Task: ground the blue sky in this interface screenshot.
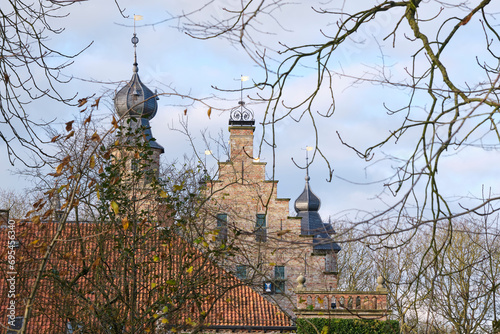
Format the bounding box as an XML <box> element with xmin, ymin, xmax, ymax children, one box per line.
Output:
<box><xmin>2</xmin><ymin>0</ymin><xmax>500</xmax><ymax>222</ymax></box>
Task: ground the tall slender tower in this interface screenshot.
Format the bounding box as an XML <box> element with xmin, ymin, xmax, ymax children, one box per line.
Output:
<box><xmin>113</xmin><ymin>32</ymin><xmax>164</xmax><ymax>179</ymax></box>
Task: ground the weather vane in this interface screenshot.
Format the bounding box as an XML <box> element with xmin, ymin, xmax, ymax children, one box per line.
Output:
<box><xmin>131</xmin><ymin>15</ymin><xmax>143</xmax><ymax>69</ymax></box>
<box><xmin>305</xmin><ymin>146</ymin><xmax>313</xmax><ymax>180</ymax></box>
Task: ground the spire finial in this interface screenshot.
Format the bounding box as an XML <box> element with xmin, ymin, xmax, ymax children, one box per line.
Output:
<box><xmin>132</xmin><ymin>15</ymin><xmax>143</xmax><ymax>73</ymax></box>
<box><xmin>239</xmin><ymin>75</ymin><xmax>250</xmax><ymax>110</ymax></box>
<box><xmin>305</xmin><ymin>146</ymin><xmax>313</xmax><ymax>181</ymax></box>
<box><xmin>229</xmin><ymin>75</ymin><xmax>254</xmax><ymax>126</ymax></box>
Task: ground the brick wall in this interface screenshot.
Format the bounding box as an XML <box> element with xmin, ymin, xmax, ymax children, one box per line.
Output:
<box><xmin>204</xmin><ymin>125</ymin><xmax>339</xmax><ymax>317</ymax></box>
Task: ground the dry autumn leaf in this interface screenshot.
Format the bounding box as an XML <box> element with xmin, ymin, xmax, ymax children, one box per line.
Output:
<box><xmin>207</xmin><ymin>107</ymin><xmax>212</xmax><ymax>119</ymax></box>
<box><xmin>110</xmin><ymin>201</ymin><xmax>119</xmax><ymax>215</ymax></box>
<box><xmin>91</xmin><ymin>96</ymin><xmax>101</xmax><ymax>108</ymax></box>
<box><xmin>78</xmin><ymin>97</ymin><xmax>87</xmax><ymax>107</ymax></box>
<box><xmin>64</xmin><ymin>131</ymin><xmax>75</xmax><ymax>141</ymax></box>
<box><xmin>461</xmin><ymin>12</ymin><xmax>473</xmax><ymax>25</ymax></box>
<box><xmin>277</xmin><ymin>229</ymin><xmax>291</xmax><ymax>237</ymax></box>
<box><xmin>55</xmin><ymin>163</ymin><xmax>64</xmax><ymax>175</ymax></box>
<box><xmin>110</xmin><ymin>176</ymin><xmax>120</xmax><ymax>185</ymax></box>
<box><xmin>91</xmin><ymin>257</ymin><xmax>101</xmax><ymax>269</ymax></box>
<box><xmin>122</xmin><ymin>217</ymin><xmax>129</xmax><ymax>230</ymax></box>
<box><xmin>44</xmin><ymin>189</ymin><xmax>56</xmax><ymax>199</ymax></box>
<box><xmin>61</xmin><ymin>156</ymin><xmax>71</xmax><ymax>164</ymax></box>
<box><xmin>42</xmin><ymin>209</ymin><xmax>54</xmax><ymax>220</ymax></box>
<box><xmin>91</xmin><ymin>132</ymin><xmax>101</xmax><ymax>142</ymax></box>
<box><xmin>33</xmin><ymin>198</ymin><xmax>44</xmax><ymax>209</ymax></box>
<box><xmin>111</xmin><ymin>116</ymin><xmax>118</xmax><ymax>129</ymax></box>
<box><xmin>65</xmin><ymin>120</ymin><xmax>75</xmax><ymax>132</ymax></box>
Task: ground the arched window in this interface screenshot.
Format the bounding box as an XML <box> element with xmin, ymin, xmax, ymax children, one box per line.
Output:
<box><xmin>330</xmin><ymin>296</ymin><xmax>337</xmax><ymax>309</ymax></box>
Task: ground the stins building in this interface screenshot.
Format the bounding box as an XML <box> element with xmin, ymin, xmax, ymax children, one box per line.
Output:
<box><xmin>0</xmin><ymin>34</ymin><xmax>389</xmax><ymax>333</ymax></box>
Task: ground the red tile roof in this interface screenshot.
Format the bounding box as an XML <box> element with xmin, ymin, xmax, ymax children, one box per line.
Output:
<box><xmin>0</xmin><ymin>220</ymin><xmax>292</xmax><ymax>333</ymax></box>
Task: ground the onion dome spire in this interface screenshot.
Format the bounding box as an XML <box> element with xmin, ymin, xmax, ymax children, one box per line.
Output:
<box><xmin>294</xmin><ymin>147</ymin><xmax>340</xmax><ymax>253</ymax></box>
<box><xmin>294</xmin><ymin>147</ymin><xmax>320</xmax><ymax>213</ymax></box>
<box><xmin>294</xmin><ymin>175</ymin><xmax>321</xmax><ymax>213</ymax></box>
<box><xmin>113</xmin><ymin>31</ymin><xmax>164</xmax><ymax>153</ymax></box>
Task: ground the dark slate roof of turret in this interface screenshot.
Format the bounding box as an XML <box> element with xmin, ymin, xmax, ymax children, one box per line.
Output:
<box><xmin>113</xmin><ymin>33</ymin><xmax>164</xmax><ymax>153</ymax></box>
<box><xmin>124</xmin><ymin>117</ymin><xmax>164</xmax><ymax>152</ymax></box>
<box><xmin>294</xmin><ymin>175</ymin><xmax>320</xmax><ymax>213</ymax></box>
<box><xmin>114</xmin><ymin>63</ymin><xmax>158</xmax><ymax>120</ymax></box>
<box><xmin>294</xmin><ymin>175</ymin><xmax>341</xmax><ymax>253</ymax></box>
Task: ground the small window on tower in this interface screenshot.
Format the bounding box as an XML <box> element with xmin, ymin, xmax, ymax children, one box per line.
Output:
<box><xmin>216</xmin><ymin>214</ymin><xmax>228</xmax><ymax>242</ymax></box>
<box><xmin>274</xmin><ymin>265</ymin><xmax>286</xmax><ymax>293</ymax></box>
<box><xmin>325</xmin><ymin>253</ymin><xmax>338</xmax><ymax>273</ymax></box>
<box><xmin>255</xmin><ymin>214</ymin><xmax>267</xmax><ymax>242</ymax></box>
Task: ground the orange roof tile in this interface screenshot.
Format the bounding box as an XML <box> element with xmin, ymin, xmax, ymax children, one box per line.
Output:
<box><xmin>0</xmin><ymin>220</ymin><xmax>293</xmax><ymax>333</ymax></box>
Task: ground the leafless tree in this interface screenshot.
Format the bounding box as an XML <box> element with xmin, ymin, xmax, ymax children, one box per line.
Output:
<box><xmin>0</xmin><ymin>0</ymin><xmax>101</xmax><ymax>165</ymax></box>
<box><xmin>178</xmin><ymin>0</ymin><xmax>500</xmax><ymax>236</ymax></box>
